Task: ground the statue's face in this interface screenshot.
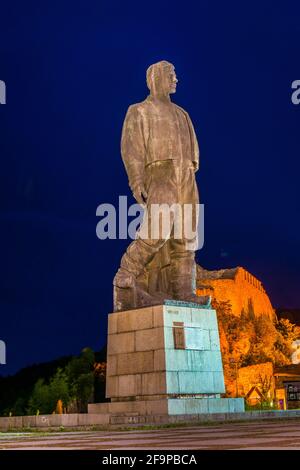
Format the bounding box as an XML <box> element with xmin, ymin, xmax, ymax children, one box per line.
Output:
<box><xmin>165</xmin><ymin>66</ymin><xmax>178</xmax><ymax>94</ymax></box>
<box><xmin>148</xmin><ymin>63</ymin><xmax>178</xmax><ymax>96</ymax></box>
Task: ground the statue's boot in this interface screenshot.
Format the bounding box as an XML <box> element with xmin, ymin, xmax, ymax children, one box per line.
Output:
<box><xmin>170</xmin><ymin>255</ymin><xmax>211</xmax><ymax>306</ymax></box>
<box><xmin>113</xmin><ymin>240</ymin><xmax>163</xmax><ymax>311</ymax></box>
<box><xmin>113</xmin><ymin>239</ymin><xmax>158</xmax><ymax>288</ymax></box>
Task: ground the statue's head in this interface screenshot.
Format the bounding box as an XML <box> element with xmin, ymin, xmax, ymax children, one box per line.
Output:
<box><xmin>146</xmin><ymin>60</ymin><xmax>178</xmax><ymax>96</ymax></box>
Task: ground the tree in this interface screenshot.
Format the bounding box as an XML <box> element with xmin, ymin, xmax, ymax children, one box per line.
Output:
<box><xmin>66</xmin><ymin>347</ymin><xmax>95</xmax><ymax>412</ymax></box>
<box><xmin>27</xmin><ymin>379</ymin><xmax>51</xmax><ymax>415</ymax></box>
<box><xmin>257</xmin><ymin>372</ymin><xmax>274</xmax><ymax>400</ymax></box>
<box><xmin>5</xmin><ymin>397</ymin><xmax>27</xmax><ymax>417</ymax></box>
<box><xmin>213</xmin><ymin>299</ymin><xmax>255</xmax><ymax>366</ymax></box>
<box><xmin>212</xmin><ymin>299</ymin><xmax>300</xmax><ymax>396</ymax></box>
<box><xmin>48</xmin><ymin>368</ymin><xmax>70</xmax><ymax>411</ymax></box>
<box><xmin>273</xmin><ymin>318</ymin><xmax>300</xmax><ymax>366</ymax></box>
<box><xmin>27</xmin><ymin>369</ymin><xmax>70</xmax><ymax>415</ymax></box>
<box><xmin>276</xmin><ymin>318</ymin><xmax>300</xmax><ymax>342</ymax></box>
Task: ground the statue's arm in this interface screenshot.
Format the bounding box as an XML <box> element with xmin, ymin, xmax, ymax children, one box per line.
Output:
<box><xmin>121</xmin><ymin>105</ymin><xmax>147</xmax><ymax>204</ymax></box>
<box><xmin>185</xmin><ymin>111</ymin><xmax>199</xmax><ymax>172</ymax></box>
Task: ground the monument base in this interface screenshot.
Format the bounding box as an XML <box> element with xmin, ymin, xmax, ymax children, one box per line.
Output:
<box><xmin>95</xmin><ymin>302</ymin><xmax>245</xmax><ymax>421</ymax></box>
<box><xmin>89</xmin><ymin>396</ymin><xmax>244</xmax><ymax>416</ymax></box>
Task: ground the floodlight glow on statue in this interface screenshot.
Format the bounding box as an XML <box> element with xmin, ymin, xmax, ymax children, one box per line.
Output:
<box><xmin>113</xmin><ymin>61</ymin><xmax>210</xmax><ymax>311</ymax></box>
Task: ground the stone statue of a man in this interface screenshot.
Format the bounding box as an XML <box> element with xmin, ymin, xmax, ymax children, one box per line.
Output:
<box><xmin>113</xmin><ymin>60</ymin><xmax>209</xmax><ymax>311</ymax></box>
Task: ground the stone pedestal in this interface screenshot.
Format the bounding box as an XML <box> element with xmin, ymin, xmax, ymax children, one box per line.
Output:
<box><xmin>89</xmin><ymin>303</ymin><xmax>244</xmax><ymax>419</ymax></box>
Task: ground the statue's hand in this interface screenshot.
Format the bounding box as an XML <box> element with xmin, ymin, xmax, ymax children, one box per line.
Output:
<box><xmin>193</xmin><ymin>161</ymin><xmax>199</xmax><ymax>172</ymax></box>
<box><xmin>132</xmin><ymin>184</ymin><xmax>147</xmax><ymax>206</ymax></box>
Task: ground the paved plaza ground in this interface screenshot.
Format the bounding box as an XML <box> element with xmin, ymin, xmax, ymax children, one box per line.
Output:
<box><xmin>1</xmin><ymin>420</ymin><xmax>300</xmax><ymax>450</ymax></box>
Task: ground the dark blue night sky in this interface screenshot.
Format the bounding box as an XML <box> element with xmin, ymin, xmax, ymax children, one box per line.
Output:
<box><xmin>1</xmin><ymin>1</ymin><xmax>300</xmax><ymax>375</ymax></box>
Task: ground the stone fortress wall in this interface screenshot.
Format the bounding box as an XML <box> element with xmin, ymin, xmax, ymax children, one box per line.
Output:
<box><xmin>196</xmin><ymin>266</ymin><xmax>275</xmax><ymax>320</ymax></box>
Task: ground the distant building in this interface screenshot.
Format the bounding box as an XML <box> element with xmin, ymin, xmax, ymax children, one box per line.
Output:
<box><xmin>236</xmin><ymin>363</ymin><xmax>300</xmax><ymax>410</ymax></box>
<box><xmin>274</xmin><ymin>365</ymin><xmax>300</xmax><ymax>410</ymax></box>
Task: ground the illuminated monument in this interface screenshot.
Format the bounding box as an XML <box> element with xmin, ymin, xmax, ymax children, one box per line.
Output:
<box><xmin>89</xmin><ymin>61</ymin><xmax>244</xmax><ymax>421</ymax></box>
<box><xmin>113</xmin><ymin>60</ymin><xmax>209</xmax><ymax>312</ymax></box>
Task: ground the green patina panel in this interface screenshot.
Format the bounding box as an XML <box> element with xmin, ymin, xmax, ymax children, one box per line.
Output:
<box><xmin>164</xmin><ymin>305</ymin><xmax>225</xmax><ymax>395</ymax></box>
<box><xmin>166</xmin><ymin>397</ymin><xmax>245</xmax><ymax>415</ymax></box>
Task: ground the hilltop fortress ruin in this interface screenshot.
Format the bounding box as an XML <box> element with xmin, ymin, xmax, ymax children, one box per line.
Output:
<box><xmin>196</xmin><ymin>266</ymin><xmax>275</xmax><ymax>320</ymax></box>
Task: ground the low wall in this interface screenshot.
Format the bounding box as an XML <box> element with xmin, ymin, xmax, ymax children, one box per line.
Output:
<box><xmin>1</xmin><ymin>409</ymin><xmax>300</xmax><ymax>431</ymax></box>
<box><xmin>0</xmin><ymin>413</ymin><xmax>110</xmax><ymax>431</ymax></box>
